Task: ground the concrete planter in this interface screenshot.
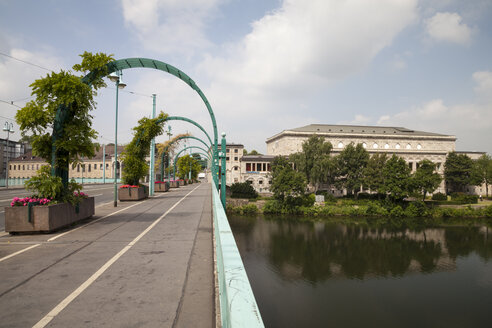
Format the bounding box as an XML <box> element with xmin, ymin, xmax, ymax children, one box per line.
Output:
<box><xmin>118</xmin><ymin>186</ymin><xmax>148</xmax><ymax>201</ymax></box>
<box><xmin>178</xmin><ymin>180</ymin><xmax>186</xmax><ymax>186</ymax></box>
<box><xmin>154</xmin><ymin>182</ymin><xmax>169</xmax><ymax>192</ymax></box>
<box><xmin>169</xmin><ymin>181</ymin><xmax>180</xmax><ymax>188</ymax></box>
<box><xmin>5</xmin><ymin>197</ymin><xmax>95</xmax><ymax>233</ymax></box>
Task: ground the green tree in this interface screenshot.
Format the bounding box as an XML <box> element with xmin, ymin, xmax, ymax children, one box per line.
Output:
<box><xmin>336</xmin><ymin>143</ymin><xmax>369</xmax><ymax>198</ymax></box>
<box><xmin>16</xmin><ymin>52</ymin><xmax>113</xmax><ymax>199</ymax></box>
<box><xmin>290</xmin><ymin>135</ymin><xmax>333</xmax><ymax>192</ymax></box>
<box><xmin>363</xmin><ymin>153</ymin><xmax>388</xmax><ymax>196</ymax></box>
<box><xmin>270</xmin><ymin>156</ymin><xmax>307</xmax><ymax>202</ymax></box>
<box><xmin>121</xmin><ymin>112</ymin><xmax>168</xmax><ymax>185</ymax></box>
<box><xmin>381</xmin><ymin>154</ymin><xmax>412</xmax><ymax>201</ymax></box>
<box><xmin>444</xmin><ymin>152</ymin><xmax>477</xmax><ymax>193</ymax></box>
<box><xmin>412</xmin><ymin>160</ymin><xmax>442</xmax><ymax>201</ymax></box>
<box><xmin>248</xmin><ymin>149</ymin><xmax>260</xmax><ymax>155</ymax></box>
<box><xmin>474</xmin><ymin>154</ymin><xmax>492</xmax><ymax>197</ymax></box>
<box><xmin>177</xmin><ymin>154</ymin><xmax>202</xmax><ymax>179</ymax></box>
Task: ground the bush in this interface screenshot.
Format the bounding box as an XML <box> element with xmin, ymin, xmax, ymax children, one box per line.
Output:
<box><xmin>230</xmin><ymin>182</ymin><xmax>258</xmax><ymax>199</ymax></box>
<box><xmin>263</xmin><ymin>200</ymin><xmax>283</xmax><ymax>214</ymax></box>
<box><xmin>450</xmin><ymin>193</ymin><xmax>478</xmax><ymax>204</ymax></box>
<box><xmin>485</xmin><ymin>205</ymin><xmax>492</xmax><ymax>218</ymax></box>
<box><xmin>303</xmin><ymin>193</ymin><xmax>316</xmax><ymax>207</ymax></box>
<box><xmin>366</xmin><ymin>202</ymin><xmax>388</xmax><ymax>216</ymax></box>
<box><xmin>241</xmin><ymin>204</ymin><xmax>258</xmax><ymax>215</ymax></box>
<box><xmin>404</xmin><ymin>201</ymin><xmax>428</xmax><ymax>217</ymax></box>
<box><xmin>390</xmin><ymin>205</ymin><xmax>404</xmax><ymax>218</ymax></box>
<box><xmin>432</xmin><ymin>192</ymin><xmax>447</xmax><ymax>201</ymax></box>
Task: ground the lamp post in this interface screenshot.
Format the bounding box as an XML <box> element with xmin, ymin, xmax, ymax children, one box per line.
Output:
<box><xmin>165</xmin><ymin>126</ymin><xmax>172</xmax><ymax>180</ymax></box>
<box><xmin>108</xmin><ymin>71</ymin><xmax>126</xmax><ymax>207</ymax></box>
<box><xmin>3</xmin><ymin>121</ymin><xmax>14</xmax><ymax>189</ymax></box>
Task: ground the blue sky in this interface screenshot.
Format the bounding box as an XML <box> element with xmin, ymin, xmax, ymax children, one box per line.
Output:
<box><xmin>1</xmin><ymin>0</ymin><xmax>491</xmax><ymax>154</ymax></box>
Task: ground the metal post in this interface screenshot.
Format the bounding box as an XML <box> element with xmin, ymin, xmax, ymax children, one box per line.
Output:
<box><xmin>102</xmin><ymin>144</ymin><xmax>106</xmax><ymax>183</ymax></box>
<box><xmin>3</xmin><ymin>122</ymin><xmax>14</xmax><ymax>189</ymax></box>
<box><xmin>113</xmin><ymin>76</ymin><xmax>120</xmax><ymax>207</ymax></box>
<box><xmin>220</xmin><ymin>132</ymin><xmax>226</xmax><ymax>207</ymax></box>
<box><xmin>150</xmin><ymin>94</ymin><xmax>156</xmax><ymax>196</ymax></box>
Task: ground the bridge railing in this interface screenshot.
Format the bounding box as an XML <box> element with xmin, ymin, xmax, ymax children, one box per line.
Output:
<box><xmin>211</xmin><ymin>181</ymin><xmax>264</xmax><ymax>328</ymax></box>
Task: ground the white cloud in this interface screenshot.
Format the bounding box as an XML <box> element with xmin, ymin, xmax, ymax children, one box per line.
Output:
<box><xmin>339</xmin><ymin>114</ymin><xmax>372</xmax><ymax>126</ymax></box>
<box><xmin>473</xmin><ymin>71</ymin><xmax>492</xmax><ymax>102</ymax></box>
<box><xmin>374</xmin><ymin>72</ymin><xmax>492</xmax><ymax>153</ymax></box>
<box><xmin>425</xmin><ymin>12</ymin><xmax>473</xmax><ymax>44</ymax></box>
<box><xmin>196</xmin><ymin>0</ymin><xmax>418</xmax><ymax>150</ymax></box>
<box><xmin>121</xmin><ymin>0</ymin><xmax>223</xmax><ymax>55</ymax></box>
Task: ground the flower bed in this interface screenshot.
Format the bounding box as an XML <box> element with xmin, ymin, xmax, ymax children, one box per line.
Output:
<box><xmin>154</xmin><ymin>181</ymin><xmax>170</xmax><ymax>192</ymax></box>
<box><xmin>118</xmin><ymin>185</ymin><xmax>148</xmax><ymax>201</ymax></box>
<box><xmin>178</xmin><ymin>179</ymin><xmax>186</xmax><ymax>186</ymax></box>
<box><xmin>5</xmin><ymin>196</ymin><xmax>95</xmax><ymax>233</ymax></box>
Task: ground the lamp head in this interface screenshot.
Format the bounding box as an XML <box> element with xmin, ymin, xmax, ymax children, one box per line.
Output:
<box><xmin>118</xmin><ymin>82</ymin><xmax>127</xmax><ymax>89</ymax></box>
<box><xmin>108</xmin><ymin>73</ymin><xmax>119</xmax><ymax>83</ymax></box>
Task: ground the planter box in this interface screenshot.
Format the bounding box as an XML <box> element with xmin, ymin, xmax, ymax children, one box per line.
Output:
<box><xmin>169</xmin><ymin>181</ymin><xmax>180</xmax><ymax>188</ymax></box>
<box><xmin>118</xmin><ymin>186</ymin><xmax>148</xmax><ymax>201</ymax></box>
<box><xmin>178</xmin><ymin>180</ymin><xmax>186</xmax><ymax>186</ymax></box>
<box><xmin>154</xmin><ymin>182</ymin><xmax>169</xmax><ymax>192</ymax></box>
<box><xmin>5</xmin><ymin>197</ymin><xmax>95</xmax><ymax>233</ymax></box>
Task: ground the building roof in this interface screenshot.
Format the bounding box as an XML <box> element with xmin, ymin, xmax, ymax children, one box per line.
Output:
<box><xmin>241</xmin><ymin>155</ymin><xmax>275</xmax><ymax>162</ymax></box>
<box><xmin>267</xmin><ymin>124</ymin><xmax>455</xmax><ymax>142</ymax></box>
<box><xmin>226</xmin><ymin>143</ymin><xmax>244</xmax><ymax>147</ymax></box>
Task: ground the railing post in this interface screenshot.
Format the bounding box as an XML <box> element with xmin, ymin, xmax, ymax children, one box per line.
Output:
<box><xmin>220</xmin><ymin>132</ymin><xmax>226</xmax><ymax>208</ymax></box>
<box><xmin>149</xmin><ymin>94</ymin><xmax>156</xmax><ymax>196</ymax></box>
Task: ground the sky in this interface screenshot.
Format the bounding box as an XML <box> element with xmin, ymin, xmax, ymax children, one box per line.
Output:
<box><xmin>0</xmin><ymin>0</ymin><xmax>491</xmax><ymax>155</ymax></box>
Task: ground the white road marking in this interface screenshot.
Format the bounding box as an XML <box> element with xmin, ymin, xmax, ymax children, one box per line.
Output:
<box><xmin>91</xmin><ymin>194</ymin><xmax>103</xmax><ymax>197</ymax></box>
<box><xmin>33</xmin><ymin>184</ymin><xmax>201</xmax><ymax>328</ymax></box>
<box><xmin>0</xmin><ymin>244</ymin><xmax>41</xmax><ymax>263</ymax></box>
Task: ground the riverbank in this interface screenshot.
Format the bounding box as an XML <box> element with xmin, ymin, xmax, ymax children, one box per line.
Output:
<box><xmin>226</xmin><ymin>197</ymin><xmax>492</xmax><ymax>219</ymax></box>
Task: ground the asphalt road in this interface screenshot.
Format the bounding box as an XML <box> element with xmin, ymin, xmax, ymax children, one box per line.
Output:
<box><xmin>0</xmin><ymin>183</ymin><xmax>215</xmax><ymax>327</ymax></box>
<box><xmin>0</xmin><ymin>184</ymin><xmax>119</xmax><ymax>232</ymax></box>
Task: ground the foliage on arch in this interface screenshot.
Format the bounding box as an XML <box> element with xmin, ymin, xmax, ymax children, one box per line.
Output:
<box><xmin>155</xmin><ymin>133</ymin><xmax>190</xmax><ymax>169</ymax></box>
<box><xmin>121</xmin><ymin>112</ymin><xmax>168</xmax><ymax>185</ymax></box>
<box><xmin>177</xmin><ymin>154</ymin><xmax>202</xmax><ymax>180</ymax></box>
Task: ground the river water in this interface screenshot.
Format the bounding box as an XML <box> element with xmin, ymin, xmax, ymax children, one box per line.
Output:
<box><xmin>228</xmin><ymin>215</ymin><xmax>492</xmax><ymax>328</ymax></box>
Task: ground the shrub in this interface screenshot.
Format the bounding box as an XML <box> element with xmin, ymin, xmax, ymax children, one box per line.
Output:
<box><xmin>485</xmin><ymin>205</ymin><xmax>492</xmax><ymax>218</ymax></box>
<box><xmin>241</xmin><ymin>204</ymin><xmax>258</xmax><ymax>215</ymax></box>
<box><xmin>263</xmin><ymin>200</ymin><xmax>283</xmax><ymax>214</ymax></box>
<box><xmin>450</xmin><ymin>193</ymin><xmax>478</xmax><ymax>204</ymax></box>
<box><xmin>230</xmin><ymin>182</ymin><xmax>258</xmax><ymax>199</ymax></box>
<box><xmin>303</xmin><ymin>193</ymin><xmax>316</xmax><ymax>207</ymax></box>
<box><xmin>432</xmin><ymin>192</ymin><xmax>447</xmax><ymax>201</ymax></box>
<box><xmin>404</xmin><ymin>201</ymin><xmax>428</xmax><ymax>217</ymax></box>
<box><xmin>366</xmin><ymin>202</ymin><xmax>388</xmax><ymax>216</ymax></box>
<box><xmin>390</xmin><ymin>205</ymin><xmax>404</xmax><ymax>218</ymax></box>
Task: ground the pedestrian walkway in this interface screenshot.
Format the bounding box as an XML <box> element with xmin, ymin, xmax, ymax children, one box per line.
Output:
<box><xmin>0</xmin><ymin>183</ymin><xmax>214</xmax><ymax>328</ymax></box>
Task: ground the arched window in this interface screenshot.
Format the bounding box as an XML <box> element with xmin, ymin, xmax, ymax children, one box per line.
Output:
<box><xmin>417</xmin><ymin>144</ymin><xmax>422</xmax><ymax>150</ymax></box>
<box><xmin>338</xmin><ymin>142</ymin><xmax>344</xmax><ymax>148</ymax></box>
<box><xmin>362</xmin><ymin>142</ymin><xmax>367</xmax><ymax>148</ymax></box>
<box><xmin>373</xmin><ymin>143</ymin><xmax>378</xmax><ymax>149</ymax></box>
<box><xmin>395</xmin><ymin>143</ymin><xmax>401</xmax><ymax>149</ymax></box>
<box><xmin>406</xmin><ymin>143</ymin><xmax>411</xmax><ymax>149</ymax></box>
<box><xmin>384</xmin><ymin>143</ymin><xmax>389</xmax><ymax>149</ymax></box>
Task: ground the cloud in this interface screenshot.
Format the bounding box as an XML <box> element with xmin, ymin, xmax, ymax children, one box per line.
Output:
<box><xmin>473</xmin><ymin>71</ymin><xmax>492</xmax><ymax>102</ymax></box>
<box><xmin>374</xmin><ymin>72</ymin><xmax>492</xmax><ymax>153</ymax></box>
<box><xmin>121</xmin><ymin>0</ymin><xmax>223</xmax><ymax>56</ymax></box>
<box><xmin>425</xmin><ymin>12</ymin><xmax>473</xmax><ymax>44</ymax></box>
<box><xmin>195</xmin><ymin>0</ymin><xmax>418</xmax><ymax>150</ymax></box>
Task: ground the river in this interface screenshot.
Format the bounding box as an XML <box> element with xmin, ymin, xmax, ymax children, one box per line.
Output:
<box><xmin>228</xmin><ymin>215</ymin><xmax>492</xmax><ymax>328</ymax></box>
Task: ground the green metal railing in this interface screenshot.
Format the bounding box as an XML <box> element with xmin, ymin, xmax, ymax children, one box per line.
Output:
<box><xmin>211</xmin><ymin>181</ymin><xmax>264</xmax><ymax>328</ymax></box>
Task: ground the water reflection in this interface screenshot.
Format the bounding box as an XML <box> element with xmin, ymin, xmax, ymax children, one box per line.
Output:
<box><xmin>229</xmin><ymin>216</ymin><xmax>492</xmax><ymax>328</ymax></box>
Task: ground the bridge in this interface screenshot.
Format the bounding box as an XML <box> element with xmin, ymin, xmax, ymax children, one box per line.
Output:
<box><xmin>0</xmin><ymin>181</ymin><xmax>263</xmax><ymax>327</ymax></box>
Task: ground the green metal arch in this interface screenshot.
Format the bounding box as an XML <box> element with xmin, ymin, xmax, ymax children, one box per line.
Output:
<box><xmin>52</xmin><ymin>57</ymin><xmax>219</xmax><ymax>187</ymax></box>
<box><xmin>174</xmin><ymin>146</ymin><xmax>211</xmax><ymax>165</ymax></box>
<box><xmin>165</xmin><ymin>116</ymin><xmax>213</xmax><ymax>147</ymax></box>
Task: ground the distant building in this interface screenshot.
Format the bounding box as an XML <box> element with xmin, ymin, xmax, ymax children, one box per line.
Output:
<box><xmin>266</xmin><ymin>124</ymin><xmax>486</xmax><ymax>195</ymax></box>
<box><xmin>1</xmin><ymin>138</ymin><xmax>29</xmax><ymax>182</ymax></box>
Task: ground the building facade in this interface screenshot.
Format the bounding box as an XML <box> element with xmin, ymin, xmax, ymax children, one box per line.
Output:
<box><xmin>1</xmin><ymin>138</ymin><xmax>29</xmax><ymax>182</ymax></box>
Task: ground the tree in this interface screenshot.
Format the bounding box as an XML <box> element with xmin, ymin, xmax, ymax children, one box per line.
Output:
<box><xmin>16</xmin><ymin>51</ymin><xmax>114</xmax><ymax>199</ymax></box>
<box><xmin>336</xmin><ymin>143</ymin><xmax>369</xmax><ymax>198</ymax></box>
<box><xmin>177</xmin><ymin>154</ymin><xmax>202</xmax><ymax>180</ymax></box>
<box><xmin>381</xmin><ymin>154</ymin><xmax>411</xmax><ymax>201</ymax></box>
<box><xmin>474</xmin><ymin>154</ymin><xmax>492</xmax><ymax>197</ymax></box>
<box><xmin>363</xmin><ymin>153</ymin><xmax>388</xmax><ymax>196</ymax></box>
<box><xmin>121</xmin><ymin>112</ymin><xmax>168</xmax><ymax>185</ymax></box>
<box><xmin>248</xmin><ymin>149</ymin><xmax>260</xmax><ymax>155</ymax></box>
<box><xmin>444</xmin><ymin>152</ymin><xmax>477</xmax><ymax>193</ymax></box>
<box><xmin>412</xmin><ymin>160</ymin><xmax>442</xmax><ymax>201</ymax></box>
<box><xmin>290</xmin><ymin>135</ymin><xmax>333</xmax><ymax>192</ymax></box>
<box><xmin>270</xmin><ymin>156</ymin><xmax>307</xmax><ymax>202</ymax></box>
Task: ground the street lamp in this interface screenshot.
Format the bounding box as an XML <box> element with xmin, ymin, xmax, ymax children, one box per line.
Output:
<box><xmin>3</xmin><ymin>121</ymin><xmax>15</xmax><ymax>189</ymax></box>
<box><xmin>108</xmin><ymin>71</ymin><xmax>126</xmax><ymax>207</ymax></box>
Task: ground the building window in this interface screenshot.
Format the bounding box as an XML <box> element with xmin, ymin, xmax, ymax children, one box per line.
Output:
<box><xmin>246</xmin><ymin>163</ymin><xmax>251</xmax><ymax>171</ymax></box>
<box><xmin>269</xmin><ymin>180</ymin><xmax>272</xmax><ymax>184</ymax></box>
<box><xmin>106</xmin><ymin>163</ymin><xmax>109</xmax><ymax>169</ymax></box>
<box><xmin>88</xmin><ymin>165</ymin><xmax>91</xmax><ymax>172</ymax></box>
<box><xmin>234</xmin><ymin>178</ymin><xmax>238</xmax><ymax>183</ymax></box>
<box><xmin>234</xmin><ymin>166</ymin><xmax>238</xmax><ymax>171</ymax></box>
<box><xmin>384</xmin><ymin>143</ymin><xmax>389</xmax><ymax>149</ymax></box>
<box><xmin>234</xmin><ymin>149</ymin><xmax>238</xmax><ymax>153</ymax></box>
<box><xmin>9</xmin><ymin>165</ymin><xmax>11</xmax><ymax>170</ymax></box>
<box><xmin>362</xmin><ymin>143</ymin><xmax>367</xmax><ymax>148</ymax></box>
<box><xmin>23</xmin><ymin>165</ymin><xmax>25</xmax><ymax>170</ymax></box>
<box><xmin>252</xmin><ymin>163</ymin><xmax>256</xmax><ymax>171</ymax></box>
<box><xmin>268</xmin><ymin>164</ymin><xmax>271</xmax><ymax>171</ymax></box>
<box><xmin>100</xmin><ymin>164</ymin><xmax>103</xmax><ymax>169</ymax></box>
<box><xmin>338</xmin><ymin>142</ymin><xmax>344</xmax><ymax>148</ymax></box>
<box><xmin>373</xmin><ymin>143</ymin><xmax>378</xmax><ymax>149</ymax></box>
<box><xmin>234</xmin><ymin>157</ymin><xmax>238</xmax><ymax>161</ymax></box>
<box><xmin>13</xmin><ymin>165</ymin><xmax>16</xmax><ymax>170</ymax></box>
<box><xmin>406</xmin><ymin>144</ymin><xmax>411</xmax><ymax>149</ymax></box>
<box><xmin>77</xmin><ymin>165</ymin><xmax>80</xmax><ymax>172</ymax></box>
<box><xmin>94</xmin><ymin>164</ymin><xmax>97</xmax><ymax>170</ymax></box>
<box><xmin>395</xmin><ymin>143</ymin><xmax>401</xmax><ymax>149</ymax></box>
<box><xmin>408</xmin><ymin>162</ymin><xmax>413</xmax><ymax>170</ymax></box>
<box><xmin>259</xmin><ymin>180</ymin><xmax>263</xmax><ymax>185</ymax></box>
<box><xmin>417</xmin><ymin>144</ymin><xmax>422</xmax><ymax>150</ymax></box>
<box><xmin>226</xmin><ymin>157</ymin><xmax>229</xmax><ymax>161</ymax></box>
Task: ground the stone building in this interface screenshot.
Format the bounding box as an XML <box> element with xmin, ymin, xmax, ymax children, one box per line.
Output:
<box><xmin>266</xmin><ymin>124</ymin><xmax>486</xmax><ymax>195</ymax></box>
<box><xmin>8</xmin><ymin>145</ymin><xmax>125</xmax><ymax>181</ymax></box>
